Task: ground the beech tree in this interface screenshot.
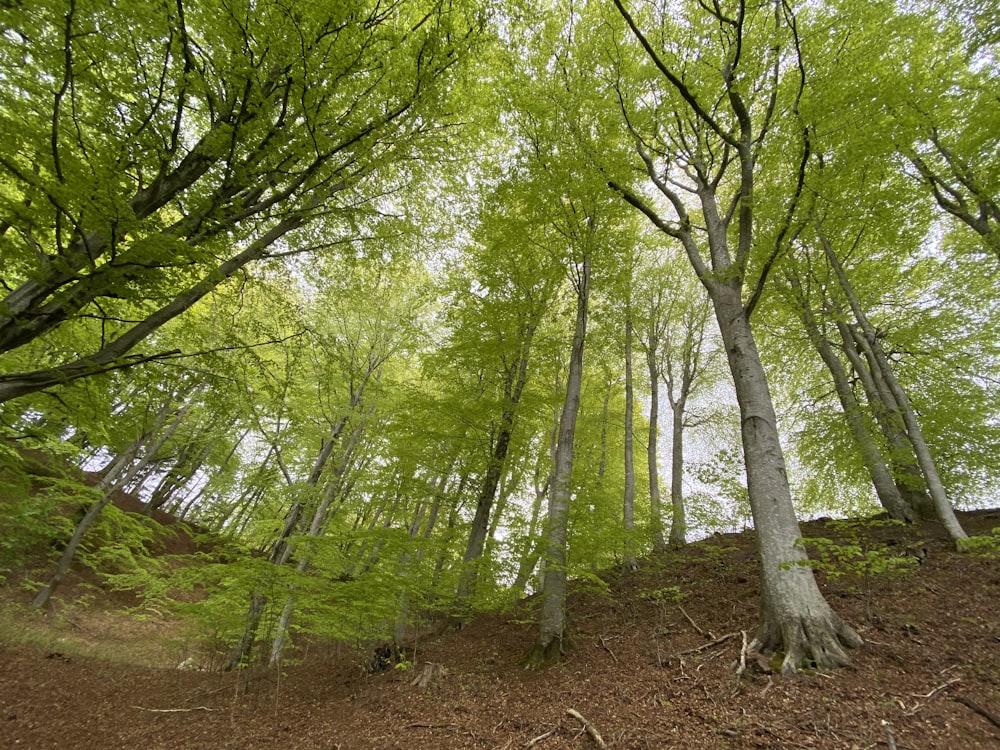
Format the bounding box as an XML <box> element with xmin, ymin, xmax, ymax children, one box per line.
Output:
<box><xmin>0</xmin><ymin>0</ymin><xmax>479</xmax><ymax>403</ymax></box>
<box><xmin>606</xmin><ymin>0</ymin><xmax>862</xmax><ymax>671</ymax></box>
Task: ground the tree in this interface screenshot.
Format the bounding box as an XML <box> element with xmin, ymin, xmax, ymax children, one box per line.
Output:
<box><xmin>607</xmin><ymin>0</ymin><xmax>862</xmax><ymax>672</ymax></box>
<box><xmin>0</xmin><ymin>0</ymin><xmax>479</xmax><ymax>403</ymax></box>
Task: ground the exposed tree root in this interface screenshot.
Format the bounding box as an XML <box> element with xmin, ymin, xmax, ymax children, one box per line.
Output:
<box><xmin>752</xmin><ymin>609</ymin><xmax>862</xmax><ymax>675</ymax></box>
<box><xmin>522</xmin><ymin>633</ymin><xmax>573</xmax><ymax>671</ymax></box>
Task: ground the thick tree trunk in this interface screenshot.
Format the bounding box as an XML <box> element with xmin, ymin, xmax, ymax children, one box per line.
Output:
<box><xmin>526</xmin><ymin>259</ymin><xmax>589</xmax><ymax>669</ymax></box>
<box><xmin>623</xmin><ymin>316</ymin><xmax>638</xmax><ymax>569</ymax></box>
<box><xmin>709</xmin><ymin>284</ymin><xmax>862</xmax><ymax>673</ymax></box>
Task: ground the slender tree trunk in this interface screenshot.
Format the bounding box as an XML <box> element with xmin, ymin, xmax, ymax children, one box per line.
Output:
<box><xmin>835</xmin><ymin>320</ymin><xmax>934</xmax><ymax>516</ymax></box>
<box><xmin>32</xmin><ymin>399</ymin><xmax>191</xmax><ymax>609</ymax></box>
<box><xmin>526</xmin><ymin>257</ymin><xmax>589</xmax><ymax>668</ymax></box>
<box><xmin>822</xmin><ymin>236</ymin><xmax>967</xmax><ymax>542</ymax></box>
<box><xmin>269</xmin><ymin>413</ymin><xmax>370</xmax><ymax>666</ymax></box>
<box><xmin>667</xmin><ymin>395</ymin><xmax>688</xmax><ymax>546</ymax></box>
<box><xmin>785</xmin><ymin>271</ymin><xmax>915</xmax><ymax>521</ymax></box>
<box><xmin>513</xmin><ymin>408</ymin><xmax>558</xmax><ymax>597</ymax></box>
<box><xmin>454</xmin><ymin>322</ymin><xmax>537</xmax><ymax>613</ymax></box>
<box><xmin>623</xmin><ymin>316</ymin><xmax>638</xmax><ymax>569</ymax></box>
<box><xmin>646</xmin><ymin>333</ymin><xmax>667</xmax><ymax>551</ymax></box>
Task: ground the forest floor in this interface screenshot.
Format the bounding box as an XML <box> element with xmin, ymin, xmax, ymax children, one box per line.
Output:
<box><xmin>1</xmin><ymin>507</ymin><xmax>999</xmax><ymax>749</ymax></box>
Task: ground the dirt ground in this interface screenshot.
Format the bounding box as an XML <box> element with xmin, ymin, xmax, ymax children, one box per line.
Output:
<box><xmin>2</xmin><ymin>509</ymin><xmax>999</xmax><ymax>749</ymax></box>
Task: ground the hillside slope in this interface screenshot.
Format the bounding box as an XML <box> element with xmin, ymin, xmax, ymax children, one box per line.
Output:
<box><xmin>2</xmin><ymin>510</ymin><xmax>999</xmax><ymax>749</ymax></box>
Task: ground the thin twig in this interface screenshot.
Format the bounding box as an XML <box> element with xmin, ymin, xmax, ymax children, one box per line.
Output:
<box><xmin>132</xmin><ymin>705</ymin><xmax>216</xmax><ymax>713</ymax></box>
<box><xmin>911</xmin><ymin>676</ymin><xmax>961</xmax><ymax>699</ymax></box>
<box><xmin>679</xmin><ymin>606</ymin><xmax>707</xmax><ymax>637</ymax></box>
<box><xmin>598</xmin><ymin>635</ymin><xmax>619</xmax><ymax>664</ymax></box>
<box><xmin>671</xmin><ymin>631</ymin><xmax>740</xmax><ymax>659</ymax></box>
<box><xmin>524</xmin><ymin>726</ymin><xmax>558</xmax><ymax>748</ymax></box>
<box><xmin>566</xmin><ymin>708</ymin><xmax>607</xmax><ymax>748</ymax></box>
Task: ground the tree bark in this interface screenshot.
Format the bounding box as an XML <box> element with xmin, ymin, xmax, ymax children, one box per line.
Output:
<box><xmin>645</xmin><ymin>329</ymin><xmax>667</xmax><ymax>552</ymax></box>
<box><xmin>822</xmin><ymin>235</ymin><xmax>967</xmax><ymax>542</ymax></box>
<box><xmin>784</xmin><ymin>270</ymin><xmax>915</xmax><ymax>521</ymax></box>
<box><xmin>454</xmin><ymin>320</ymin><xmax>537</xmax><ymax>613</ymax></box>
<box><xmin>526</xmin><ymin>257</ymin><xmax>589</xmax><ymax>668</ymax></box>
<box><xmin>32</xmin><ymin>398</ymin><xmax>191</xmax><ymax>610</ymax></box>
<box><xmin>622</xmin><ymin>315</ymin><xmax>638</xmax><ymax>569</ymax></box>
<box><xmin>835</xmin><ymin>320</ymin><xmax>934</xmax><ymax>516</ymax></box>
<box><xmin>709</xmin><ymin>283</ymin><xmax>862</xmax><ymax>673</ymax></box>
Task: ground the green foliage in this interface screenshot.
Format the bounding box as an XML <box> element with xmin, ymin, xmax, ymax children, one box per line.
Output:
<box><xmin>639</xmin><ymin>585</ymin><xmax>687</xmax><ymax>605</ymax></box>
<box><xmin>956</xmin><ymin>528</ymin><xmax>1000</xmax><ymax>558</ymax></box>
<box><xmin>785</xmin><ymin>520</ymin><xmax>918</xmax><ymax>581</ymax></box>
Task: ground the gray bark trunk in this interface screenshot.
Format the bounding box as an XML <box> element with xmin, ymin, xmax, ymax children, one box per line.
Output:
<box><xmin>528</xmin><ymin>258</ymin><xmax>589</xmax><ymax>667</ymax></box>
<box><xmin>822</xmin><ymin>238</ymin><xmax>967</xmax><ymax>542</ymax></box>
<box><xmin>785</xmin><ymin>271</ymin><xmax>915</xmax><ymax>521</ymax></box>
<box><xmin>646</xmin><ymin>333</ymin><xmax>667</xmax><ymax>551</ymax></box>
<box><xmin>455</xmin><ymin>321</ymin><xmax>537</xmax><ymax>612</ymax></box>
<box><xmin>623</xmin><ymin>316</ymin><xmax>638</xmax><ymax>569</ymax></box>
<box><xmin>836</xmin><ymin>321</ymin><xmax>934</xmax><ymax>516</ymax></box>
<box><xmin>709</xmin><ymin>283</ymin><xmax>862</xmax><ymax>673</ymax></box>
<box><xmin>32</xmin><ymin>399</ymin><xmax>191</xmax><ymax>610</ymax></box>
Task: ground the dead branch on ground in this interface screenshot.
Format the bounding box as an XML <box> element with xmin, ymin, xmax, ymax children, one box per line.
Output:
<box><xmin>523</xmin><ymin>726</ymin><xmax>559</xmax><ymax>747</ymax></box>
<box><xmin>597</xmin><ymin>635</ymin><xmax>619</xmax><ymax>663</ymax></box>
<box><xmin>566</xmin><ymin>708</ymin><xmax>606</xmax><ymax>748</ymax></box>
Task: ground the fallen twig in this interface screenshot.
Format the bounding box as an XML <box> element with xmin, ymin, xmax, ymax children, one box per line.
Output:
<box><xmin>953</xmin><ymin>696</ymin><xmax>1000</xmax><ymax>729</ymax></box>
<box><xmin>911</xmin><ymin>676</ymin><xmax>961</xmax><ymax>700</ymax></box>
<box><xmin>566</xmin><ymin>708</ymin><xmax>606</xmax><ymax>748</ymax></box>
<box><xmin>597</xmin><ymin>635</ymin><xmax>619</xmax><ymax>664</ymax></box>
<box><xmin>671</xmin><ymin>631</ymin><xmax>740</xmax><ymax>659</ymax></box>
<box><xmin>523</xmin><ymin>726</ymin><xmax>558</xmax><ymax>748</ymax></box>
<box><xmin>679</xmin><ymin>606</ymin><xmax>710</xmax><ymax>638</ymax></box>
<box><xmin>132</xmin><ymin>705</ymin><xmax>216</xmax><ymax>713</ymax></box>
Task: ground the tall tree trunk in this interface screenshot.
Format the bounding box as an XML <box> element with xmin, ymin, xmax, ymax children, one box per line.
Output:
<box><xmin>225</xmin><ymin>408</ymin><xmax>357</xmax><ymax>670</ymax></box>
<box><xmin>785</xmin><ymin>271</ymin><xmax>915</xmax><ymax>521</ymax></box>
<box><xmin>822</xmin><ymin>235</ymin><xmax>967</xmax><ymax>542</ymax></box>
<box><xmin>667</xmin><ymin>395</ymin><xmax>688</xmax><ymax>546</ymax></box>
<box><xmin>835</xmin><ymin>320</ymin><xmax>934</xmax><ymax>516</ymax></box>
<box><xmin>623</xmin><ymin>315</ymin><xmax>638</xmax><ymax>569</ymax></box>
<box><xmin>454</xmin><ymin>322</ymin><xmax>537</xmax><ymax>614</ymax></box>
<box><xmin>645</xmin><ymin>331</ymin><xmax>667</xmax><ymax>552</ymax></box>
<box><xmin>709</xmin><ymin>283</ymin><xmax>862</xmax><ymax>673</ymax></box>
<box><xmin>268</xmin><ymin>412</ymin><xmax>371</xmax><ymax>666</ymax></box>
<box><xmin>526</xmin><ymin>257</ymin><xmax>589</xmax><ymax>668</ymax></box>
<box><xmin>513</xmin><ymin>407</ymin><xmax>558</xmax><ymax>597</ymax></box>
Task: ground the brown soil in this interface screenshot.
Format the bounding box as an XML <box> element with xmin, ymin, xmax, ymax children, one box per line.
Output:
<box><xmin>2</xmin><ymin>510</ymin><xmax>999</xmax><ymax>750</ymax></box>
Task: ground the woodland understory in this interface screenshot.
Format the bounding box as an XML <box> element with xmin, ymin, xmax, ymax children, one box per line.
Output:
<box><xmin>1</xmin><ymin>0</ymin><xmax>1000</xmax><ymax>715</ymax></box>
